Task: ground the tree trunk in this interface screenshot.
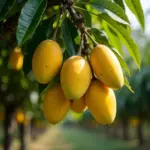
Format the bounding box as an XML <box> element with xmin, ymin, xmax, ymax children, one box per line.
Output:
<box><xmin>3</xmin><ymin>105</ymin><xmax>14</xmax><ymax>150</ymax></box>
<box><xmin>19</xmin><ymin>123</ymin><xmax>26</xmax><ymax>150</ymax></box>
<box><xmin>122</xmin><ymin>119</ymin><xmax>129</xmax><ymax>140</ymax></box>
<box><xmin>137</xmin><ymin>121</ymin><xmax>144</xmax><ymax>146</ymax></box>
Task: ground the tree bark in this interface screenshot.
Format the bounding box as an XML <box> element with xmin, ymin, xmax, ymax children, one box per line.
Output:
<box><xmin>122</xmin><ymin>119</ymin><xmax>129</xmax><ymax>140</ymax></box>
<box><xmin>3</xmin><ymin>105</ymin><xmax>14</xmax><ymax>150</ymax></box>
<box><xmin>137</xmin><ymin>121</ymin><xmax>144</xmax><ymax>146</ymax></box>
<box><xmin>19</xmin><ymin>123</ymin><xmax>26</xmax><ymax>150</ymax></box>
<box><xmin>112</xmin><ymin>125</ymin><xmax>119</xmax><ymax>138</ymax></box>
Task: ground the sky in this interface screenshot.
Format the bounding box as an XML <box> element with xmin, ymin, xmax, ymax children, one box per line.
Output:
<box><xmin>126</xmin><ymin>0</ymin><xmax>150</xmax><ymax>33</ymax></box>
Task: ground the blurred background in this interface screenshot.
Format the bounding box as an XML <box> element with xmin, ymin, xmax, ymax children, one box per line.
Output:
<box><xmin>0</xmin><ymin>1</ymin><xmax>150</xmax><ymax>150</ymax></box>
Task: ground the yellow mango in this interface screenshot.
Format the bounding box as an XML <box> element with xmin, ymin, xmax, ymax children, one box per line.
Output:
<box><xmin>16</xmin><ymin>109</ymin><xmax>25</xmax><ymax>124</ymax></box>
<box><xmin>10</xmin><ymin>47</ymin><xmax>24</xmax><ymax>70</ymax></box>
<box><xmin>90</xmin><ymin>44</ymin><xmax>124</xmax><ymax>89</ymax></box>
<box><xmin>60</xmin><ymin>56</ymin><xmax>92</xmax><ymax>100</ymax></box>
<box><xmin>32</xmin><ymin>40</ymin><xmax>63</xmax><ymax>84</ymax></box>
<box><xmin>43</xmin><ymin>84</ymin><xmax>70</xmax><ymax>125</ymax></box>
<box><xmin>70</xmin><ymin>96</ymin><xmax>87</xmax><ymax>113</ymax></box>
<box><xmin>85</xmin><ymin>80</ymin><xmax>116</xmax><ymax>125</ymax></box>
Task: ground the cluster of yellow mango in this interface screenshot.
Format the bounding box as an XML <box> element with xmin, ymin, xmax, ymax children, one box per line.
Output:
<box><xmin>32</xmin><ymin>39</ymin><xmax>124</xmax><ymax>125</ymax></box>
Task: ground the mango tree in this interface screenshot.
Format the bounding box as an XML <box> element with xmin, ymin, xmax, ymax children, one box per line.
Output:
<box><xmin>0</xmin><ymin>0</ymin><xmax>145</xmax><ymax>146</ymax></box>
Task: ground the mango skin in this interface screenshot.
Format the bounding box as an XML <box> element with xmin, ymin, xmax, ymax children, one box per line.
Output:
<box><xmin>85</xmin><ymin>80</ymin><xmax>116</xmax><ymax>125</ymax></box>
<box><xmin>10</xmin><ymin>47</ymin><xmax>24</xmax><ymax>70</ymax></box>
<box><xmin>70</xmin><ymin>96</ymin><xmax>87</xmax><ymax>113</ymax></box>
<box><xmin>32</xmin><ymin>40</ymin><xmax>63</xmax><ymax>84</ymax></box>
<box><xmin>90</xmin><ymin>44</ymin><xmax>124</xmax><ymax>89</ymax></box>
<box><xmin>43</xmin><ymin>84</ymin><xmax>70</xmax><ymax>125</ymax></box>
<box><xmin>60</xmin><ymin>56</ymin><xmax>92</xmax><ymax>100</ymax></box>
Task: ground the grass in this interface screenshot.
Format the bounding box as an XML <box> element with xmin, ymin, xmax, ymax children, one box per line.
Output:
<box><xmin>61</xmin><ymin>127</ymin><xmax>142</xmax><ymax>150</ymax></box>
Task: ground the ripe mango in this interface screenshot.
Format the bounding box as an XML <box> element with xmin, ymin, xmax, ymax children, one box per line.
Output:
<box><xmin>10</xmin><ymin>47</ymin><xmax>24</xmax><ymax>70</ymax></box>
<box><xmin>90</xmin><ymin>44</ymin><xmax>124</xmax><ymax>89</ymax></box>
<box><xmin>85</xmin><ymin>80</ymin><xmax>116</xmax><ymax>125</ymax></box>
<box><xmin>32</xmin><ymin>40</ymin><xmax>63</xmax><ymax>84</ymax></box>
<box><xmin>43</xmin><ymin>84</ymin><xmax>70</xmax><ymax>124</ymax></box>
<box><xmin>70</xmin><ymin>96</ymin><xmax>87</xmax><ymax>113</ymax></box>
<box><xmin>60</xmin><ymin>56</ymin><xmax>92</xmax><ymax>100</ymax></box>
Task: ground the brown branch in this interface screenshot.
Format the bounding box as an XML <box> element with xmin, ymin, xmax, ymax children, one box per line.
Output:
<box><xmin>47</xmin><ymin>0</ymin><xmax>62</xmax><ymax>7</ymax></box>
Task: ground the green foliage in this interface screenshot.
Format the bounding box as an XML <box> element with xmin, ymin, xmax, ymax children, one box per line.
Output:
<box><xmin>91</xmin><ymin>0</ymin><xmax>129</xmax><ymax>23</ymax></box>
<box><xmin>125</xmin><ymin>0</ymin><xmax>145</xmax><ymax>30</ymax></box>
<box><xmin>17</xmin><ymin>0</ymin><xmax>47</xmax><ymax>46</ymax></box>
<box><xmin>114</xmin><ymin>0</ymin><xmax>125</xmax><ymax>11</ymax></box>
<box><xmin>0</xmin><ymin>0</ymin><xmax>15</xmax><ymax>21</ymax></box>
<box><xmin>61</xmin><ymin>18</ymin><xmax>78</xmax><ymax>56</ymax></box>
<box><xmin>117</xmin><ymin>67</ymin><xmax>150</xmax><ymax>120</ymax></box>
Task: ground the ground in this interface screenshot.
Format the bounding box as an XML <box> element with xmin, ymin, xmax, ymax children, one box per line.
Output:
<box><xmin>30</xmin><ymin>125</ymin><xmax>141</xmax><ymax>150</ymax></box>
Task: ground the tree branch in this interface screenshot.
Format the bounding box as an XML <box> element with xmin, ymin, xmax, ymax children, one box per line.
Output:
<box><xmin>47</xmin><ymin>0</ymin><xmax>62</xmax><ymax>7</ymax></box>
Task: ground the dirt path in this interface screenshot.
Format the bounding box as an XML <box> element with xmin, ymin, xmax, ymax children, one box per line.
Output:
<box><xmin>30</xmin><ymin>126</ymin><xmax>72</xmax><ymax>150</ymax></box>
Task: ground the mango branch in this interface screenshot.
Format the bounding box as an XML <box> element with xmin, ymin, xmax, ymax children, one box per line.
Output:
<box><xmin>82</xmin><ymin>34</ymin><xmax>90</xmax><ymax>56</ymax></box>
<box><xmin>62</xmin><ymin>0</ymin><xmax>98</xmax><ymax>52</ymax></box>
<box><xmin>47</xmin><ymin>0</ymin><xmax>62</xmax><ymax>7</ymax></box>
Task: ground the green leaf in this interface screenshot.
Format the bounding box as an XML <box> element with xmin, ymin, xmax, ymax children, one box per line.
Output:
<box><xmin>92</xmin><ymin>0</ymin><xmax>129</xmax><ymax>23</ymax></box>
<box><xmin>125</xmin><ymin>0</ymin><xmax>145</xmax><ymax>30</ymax></box>
<box><xmin>23</xmin><ymin>15</ymin><xmax>56</xmax><ymax>76</ymax></box>
<box><xmin>102</xmin><ymin>21</ymin><xmax>123</xmax><ymax>55</ymax></box>
<box><xmin>0</xmin><ymin>0</ymin><xmax>15</xmax><ymax>21</ymax></box>
<box><xmin>0</xmin><ymin>0</ymin><xmax>6</xmax><ymax>13</ymax></box>
<box><xmin>82</xmin><ymin>9</ymin><xmax>92</xmax><ymax>27</ymax></box>
<box><xmin>38</xmin><ymin>83</ymin><xmax>48</xmax><ymax>94</ymax></box>
<box><xmin>39</xmin><ymin>74</ymin><xmax>60</xmax><ymax>94</ymax></box>
<box><xmin>101</xmin><ymin>13</ymin><xmax>141</xmax><ymax>69</ymax></box>
<box><xmin>61</xmin><ymin>18</ymin><xmax>77</xmax><ymax>56</ymax></box>
<box><xmin>124</xmin><ymin>77</ymin><xmax>134</xmax><ymax>93</ymax></box>
<box><xmin>111</xmin><ymin>48</ymin><xmax>130</xmax><ymax>76</ymax></box>
<box><xmin>16</xmin><ymin>0</ymin><xmax>47</xmax><ymax>47</ymax></box>
<box><xmin>91</xmin><ymin>28</ymin><xmax>109</xmax><ymax>46</ymax></box>
<box><xmin>114</xmin><ymin>0</ymin><xmax>125</xmax><ymax>10</ymax></box>
<box><xmin>5</xmin><ymin>0</ymin><xmax>25</xmax><ymax>19</ymax></box>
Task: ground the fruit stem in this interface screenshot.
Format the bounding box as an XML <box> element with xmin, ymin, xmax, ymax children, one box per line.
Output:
<box><xmin>86</xmin><ymin>55</ymin><xmax>96</xmax><ymax>80</ymax></box>
<box><xmin>84</xmin><ymin>29</ymin><xmax>98</xmax><ymax>47</ymax></box>
<box><xmin>52</xmin><ymin>6</ymin><xmax>63</xmax><ymax>41</ymax></box>
<box><xmin>82</xmin><ymin>34</ymin><xmax>96</xmax><ymax>80</ymax></box>
<box><xmin>77</xmin><ymin>33</ymin><xmax>85</xmax><ymax>56</ymax></box>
